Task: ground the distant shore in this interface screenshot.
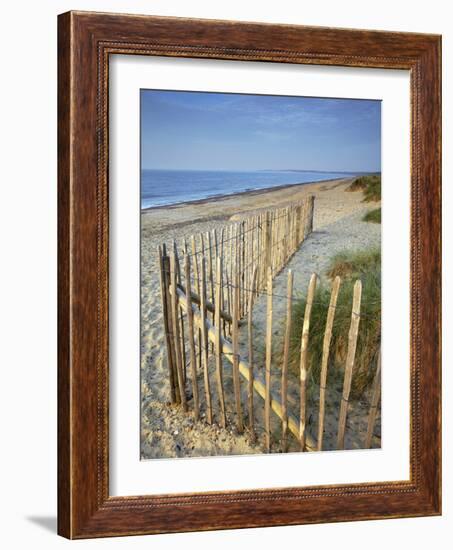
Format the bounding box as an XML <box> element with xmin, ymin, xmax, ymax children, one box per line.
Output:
<box><xmin>142</xmin><ymin>177</ymin><xmax>350</xmax><ymax>212</ymax></box>
<box><xmin>141</xmin><ymin>177</ymin><xmax>354</xmax><ymax>235</ymax></box>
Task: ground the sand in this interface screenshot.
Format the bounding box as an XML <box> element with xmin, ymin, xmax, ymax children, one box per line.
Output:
<box><xmin>140</xmin><ymin>178</ymin><xmax>381</xmax><ymax>459</ymax></box>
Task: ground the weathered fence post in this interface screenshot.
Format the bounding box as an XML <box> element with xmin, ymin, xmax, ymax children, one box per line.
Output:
<box><xmin>306</xmin><ymin>195</ymin><xmax>315</xmax><ymax>236</ymax></box>
<box><xmin>337</xmin><ymin>279</ymin><xmax>362</xmax><ymax>450</ymax></box>
<box><xmin>281</xmin><ymin>269</ymin><xmax>293</xmax><ymax>452</ymax></box>
<box><xmin>365</xmin><ymin>350</ymin><xmax>381</xmax><ymax>448</ymax></box>
<box><xmin>247</xmin><ymin>266</ymin><xmax>258</xmax><ymax>441</ymax></box>
<box><xmin>191</xmin><ymin>235</ymin><xmax>203</xmax><ymax>374</ymax></box>
<box><xmin>184</xmin><ymin>253</ymin><xmax>200</xmax><ymax>420</ymax></box>
<box><xmin>170</xmin><ymin>248</ymin><xmax>187</xmax><ymax>411</ymax></box>
<box><xmin>264</xmin><ymin>211</ymin><xmax>272</xmax><ymax>289</ymax></box>
<box><xmin>200</xmin><ymin>258</ymin><xmax>213</xmax><ymax>424</ymax></box>
<box><xmin>158</xmin><ymin>245</ymin><xmax>177</xmax><ymax>404</ymax></box>
<box><xmin>317</xmin><ymin>276</ymin><xmax>341</xmax><ymax>451</ymax></box>
<box><xmin>265</xmin><ymin>266</ymin><xmax>273</xmax><ymax>452</ymax></box>
<box><xmin>173</xmin><ymin>241</ymin><xmax>187</xmax><ymax>384</ymax></box>
<box><xmin>214</xmin><ymin>256</ymin><xmax>227</xmax><ymax>427</ymax></box>
<box><xmin>299</xmin><ymin>273</ymin><xmax>317</xmax><ymax>451</ymax></box>
<box><xmin>232</xmin><ymin>270</ymin><xmax>244</xmax><ymax>432</ymax></box>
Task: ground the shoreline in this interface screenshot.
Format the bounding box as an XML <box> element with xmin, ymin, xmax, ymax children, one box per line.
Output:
<box><xmin>141</xmin><ymin>177</ymin><xmax>351</xmax><ymax>212</ymax></box>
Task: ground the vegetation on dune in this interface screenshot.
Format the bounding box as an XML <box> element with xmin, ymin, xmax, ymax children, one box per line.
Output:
<box><xmin>286</xmin><ymin>248</ymin><xmax>381</xmax><ymax>399</ymax></box>
<box><xmin>347</xmin><ymin>174</ymin><xmax>381</xmax><ymax>202</ymax></box>
<box><xmin>326</xmin><ymin>248</ymin><xmax>381</xmax><ymax>279</ymax></box>
<box><xmin>362</xmin><ymin>208</ymin><xmax>381</xmax><ymax>224</ymax></box>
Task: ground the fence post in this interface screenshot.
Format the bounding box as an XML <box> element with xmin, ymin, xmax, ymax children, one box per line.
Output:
<box><xmin>365</xmin><ymin>350</ymin><xmax>381</xmax><ymax>448</ymax></box>
<box><xmin>281</xmin><ymin>269</ymin><xmax>293</xmax><ymax>452</ymax></box>
<box><xmin>307</xmin><ymin>195</ymin><xmax>314</xmax><ymax>236</ymax></box>
<box><xmin>191</xmin><ymin>235</ymin><xmax>203</xmax><ymax>375</ymax></box>
<box><xmin>173</xmin><ymin>241</ymin><xmax>187</xmax><ymax>384</ymax></box>
<box><xmin>317</xmin><ymin>276</ymin><xmax>341</xmax><ymax>451</ymax></box>
<box><xmin>265</xmin><ymin>266</ymin><xmax>273</xmax><ymax>452</ymax></box>
<box><xmin>214</xmin><ymin>256</ymin><xmax>227</xmax><ymax>427</ymax></box>
<box><xmin>299</xmin><ymin>273</ymin><xmax>317</xmax><ymax>451</ymax></box>
<box><xmin>264</xmin><ymin>211</ymin><xmax>272</xmax><ymax>288</ymax></box>
<box><xmin>200</xmin><ymin>258</ymin><xmax>213</xmax><ymax>424</ymax></box>
<box><xmin>337</xmin><ymin>279</ymin><xmax>362</xmax><ymax>450</ymax></box>
<box><xmin>184</xmin><ymin>253</ymin><xmax>200</xmax><ymax>420</ymax></box>
<box><xmin>247</xmin><ymin>266</ymin><xmax>258</xmax><ymax>441</ymax></box>
<box><xmin>158</xmin><ymin>246</ymin><xmax>177</xmax><ymax>404</ymax></box>
<box><xmin>232</xmin><ymin>270</ymin><xmax>244</xmax><ymax>432</ymax></box>
<box><xmin>170</xmin><ymin>248</ymin><xmax>187</xmax><ymax>411</ymax></box>
<box><xmin>220</xmin><ymin>227</ymin><xmax>227</xmax><ymax>338</ymax></box>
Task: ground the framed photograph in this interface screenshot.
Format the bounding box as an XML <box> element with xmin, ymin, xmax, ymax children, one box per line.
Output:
<box><xmin>58</xmin><ymin>11</ymin><xmax>441</xmax><ymax>538</ymax></box>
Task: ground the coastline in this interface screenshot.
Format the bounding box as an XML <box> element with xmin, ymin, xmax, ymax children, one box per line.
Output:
<box><xmin>141</xmin><ymin>177</ymin><xmax>350</xmax><ymax>212</ymax></box>
<box><xmin>141</xmin><ymin>177</ymin><xmax>355</xmax><ymax>235</ymax></box>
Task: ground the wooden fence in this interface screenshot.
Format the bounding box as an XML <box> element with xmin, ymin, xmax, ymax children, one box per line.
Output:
<box><xmin>157</xmin><ymin>197</ymin><xmax>381</xmax><ymax>452</ymax></box>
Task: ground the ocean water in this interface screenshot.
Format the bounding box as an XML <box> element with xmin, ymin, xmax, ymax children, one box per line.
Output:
<box><xmin>141</xmin><ymin>169</ymin><xmax>359</xmax><ymax>209</ymax></box>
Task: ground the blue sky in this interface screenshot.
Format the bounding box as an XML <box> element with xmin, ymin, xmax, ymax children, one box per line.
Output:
<box><xmin>141</xmin><ymin>90</ymin><xmax>381</xmax><ymax>172</ymax></box>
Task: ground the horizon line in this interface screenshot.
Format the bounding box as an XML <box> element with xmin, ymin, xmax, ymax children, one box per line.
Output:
<box><xmin>141</xmin><ymin>167</ymin><xmax>381</xmax><ymax>174</ymax></box>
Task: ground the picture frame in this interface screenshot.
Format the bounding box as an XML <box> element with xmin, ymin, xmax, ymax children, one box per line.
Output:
<box><xmin>57</xmin><ymin>10</ymin><xmax>441</xmax><ymax>539</ymax></box>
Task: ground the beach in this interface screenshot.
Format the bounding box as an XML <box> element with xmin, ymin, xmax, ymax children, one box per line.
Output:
<box><xmin>141</xmin><ymin>177</ymin><xmax>381</xmax><ymax>459</ymax></box>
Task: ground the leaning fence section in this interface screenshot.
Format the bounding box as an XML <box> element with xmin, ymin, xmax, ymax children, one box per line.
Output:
<box><xmin>157</xmin><ymin>196</ymin><xmax>381</xmax><ymax>452</ymax></box>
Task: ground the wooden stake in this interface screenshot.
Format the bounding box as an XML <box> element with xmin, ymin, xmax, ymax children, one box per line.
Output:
<box><xmin>170</xmin><ymin>249</ymin><xmax>187</xmax><ymax>411</ymax></box>
<box><xmin>365</xmin><ymin>350</ymin><xmax>381</xmax><ymax>448</ymax></box>
<box><xmin>247</xmin><ymin>266</ymin><xmax>258</xmax><ymax>441</ymax></box>
<box><xmin>241</xmin><ymin>221</ymin><xmax>246</xmax><ymax>316</ymax></box>
<box><xmin>213</xmin><ymin>228</ymin><xmax>218</xmax><ymax>261</ymax></box>
<box><xmin>173</xmin><ymin>242</ymin><xmax>187</xmax><ymax>383</ymax></box>
<box><xmin>206</xmin><ymin>231</ymin><xmax>214</xmax><ymax>310</ymax></box>
<box><xmin>337</xmin><ymin>279</ymin><xmax>362</xmax><ymax>450</ymax></box>
<box><xmin>158</xmin><ymin>246</ymin><xmax>177</xmax><ymax>404</ymax></box>
<box><xmin>307</xmin><ymin>195</ymin><xmax>314</xmax><ymax>236</ymax></box>
<box><xmin>317</xmin><ymin>276</ymin><xmax>341</xmax><ymax>451</ymax></box>
<box><xmin>184</xmin><ymin>254</ymin><xmax>200</xmax><ymax>420</ymax></box>
<box><xmin>191</xmin><ymin>235</ymin><xmax>203</xmax><ymax>374</ymax></box>
<box><xmin>214</xmin><ymin>256</ymin><xmax>226</xmax><ymax>427</ymax></box>
<box><xmin>299</xmin><ymin>273</ymin><xmax>317</xmax><ymax>451</ymax></box>
<box><xmin>228</xmin><ymin>224</ymin><xmax>234</xmax><ymax>319</ymax></box>
<box><xmin>200</xmin><ymin>258</ymin><xmax>213</xmax><ymax>424</ymax></box>
<box><xmin>163</xmin><ymin>253</ymin><xmax>180</xmax><ymax>405</ymax></box>
<box><xmin>281</xmin><ymin>269</ymin><xmax>293</xmax><ymax>452</ymax></box>
<box><xmin>265</xmin><ymin>266</ymin><xmax>273</xmax><ymax>452</ymax></box>
<box><xmin>191</xmin><ymin>235</ymin><xmax>200</xmax><ymax>295</ymax></box>
<box><xmin>220</xmin><ymin>227</ymin><xmax>227</xmax><ymax>338</ymax></box>
<box><xmin>232</xmin><ymin>270</ymin><xmax>244</xmax><ymax>432</ymax></box>
<box><xmin>264</xmin><ymin>212</ymin><xmax>271</xmax><ymax>288</ymax></box>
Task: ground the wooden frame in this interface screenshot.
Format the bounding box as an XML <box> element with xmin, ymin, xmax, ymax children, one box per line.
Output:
<box><xmin>58</xmin><ymin>10</ymin><xmax>441</xmax><ymax>539</ymax></box>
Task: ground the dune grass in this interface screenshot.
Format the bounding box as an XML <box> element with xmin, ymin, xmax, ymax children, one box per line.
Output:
<box><xmin>363</xmin><ymin>208</ymin><xmax>381</xmax><ymax>223</ymax></box>
<box><xmin>347</xmin><ymin>174</ymin><xmax>381</xmax><ymax>202</ymax></box>
<box><xmin>287</xmin><ymin>248</ymin><xmax>381</xmax><ymax>399</ymax></box>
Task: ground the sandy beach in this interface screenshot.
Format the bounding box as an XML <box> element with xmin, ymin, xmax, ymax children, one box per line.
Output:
<box><xmin>141</xmin><ymin>178</ymin><xmax>381</xmax><ymax>459</ymax></box>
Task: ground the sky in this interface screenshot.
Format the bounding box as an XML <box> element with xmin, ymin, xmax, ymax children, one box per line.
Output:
<box><xmin>141</xmin><ymin>90</ymin><xmax>381</xmax><ymax>172</ymax></box>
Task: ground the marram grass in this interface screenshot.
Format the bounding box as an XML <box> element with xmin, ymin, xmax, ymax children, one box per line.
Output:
<box><xmin>287</xmin><ymin>248</ymin><xmax>381</xmax><ymax>399</ymax></box>
<box><xmin>363</xmin><ymin>208</ymin><xmax>381</xmax><ymax>224</ymax></box>
<box><xmin>347</xmin><ymin>174</ymin><xmax>381</xmax><ymax>202</ymax></box>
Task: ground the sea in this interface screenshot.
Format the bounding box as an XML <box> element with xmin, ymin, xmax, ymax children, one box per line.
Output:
<box><xmin>141</xmin><ymin>169</ymin><xmax>361</xmax><ymax>210</ymax></box>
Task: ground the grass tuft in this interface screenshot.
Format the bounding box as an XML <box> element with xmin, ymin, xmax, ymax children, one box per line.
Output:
<box><xmin>363</xmin><ymin>208</ymin><xmax>381</xmax><ymax>224</ymax></box>
<box><xmin>287</xmin><ymin>248</ymin><xmax>381</xmax><ymax>399</ymax></box>
<box><xmin>347</xmin><ymin>175</ymin><xmax>381</xmax><ymax>202</ymax></box>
